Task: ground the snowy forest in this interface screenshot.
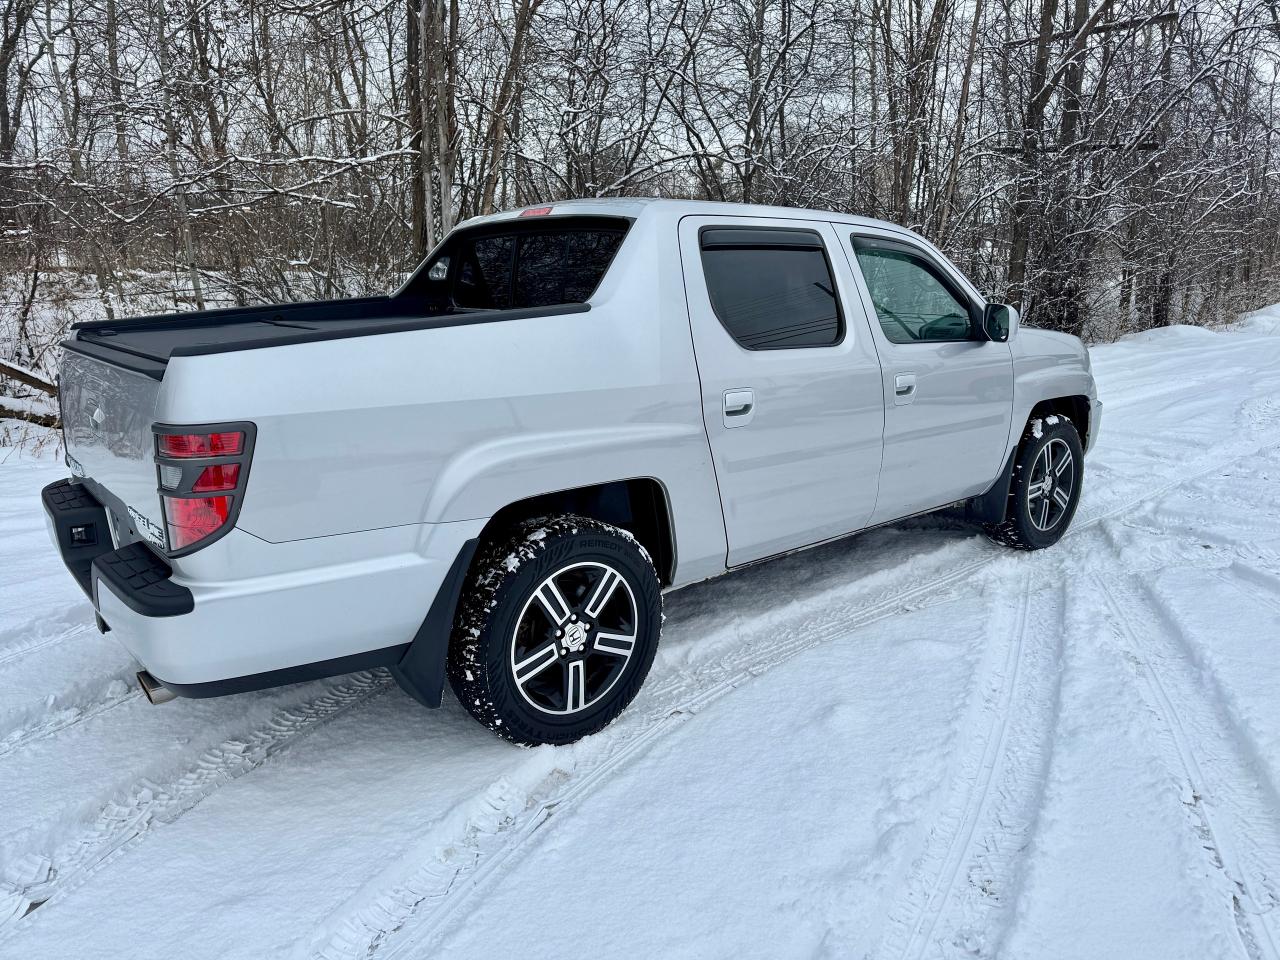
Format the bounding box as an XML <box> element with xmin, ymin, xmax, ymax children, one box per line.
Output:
<box><xmin>1</xmin><ymin>0</ymin><xmax>1279</xmax><ymax>429</ymax></box>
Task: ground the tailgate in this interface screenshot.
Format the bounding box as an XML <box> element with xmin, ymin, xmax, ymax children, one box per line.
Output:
<box><xmin>60</xmin><ymin>349</ymin><xmax>166</xmax><ymax>550</ymax></box>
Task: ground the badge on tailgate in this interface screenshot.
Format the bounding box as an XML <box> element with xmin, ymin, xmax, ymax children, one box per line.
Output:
<box><xmin>128</xmin><ymin>506</ymin><xmax>165</xmax><ymax>549</ymax></box>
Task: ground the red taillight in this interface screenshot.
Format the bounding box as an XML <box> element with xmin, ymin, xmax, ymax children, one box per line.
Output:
<box><xmin>159</xmin><ymin>431</ymin><xmax>244</xmax><ymax>458</ymax></box>
<box><xmin>154</xmin><ymin>424</ymin><xmax>252</xmax><ymax>553</ymax></box>
<box><xmin>163</xmin><ymin>495</ymin><xmax>232</xmax><ymax>551</ymax></box>
<box><xmin>519</xmin><ymin>205</ymin><xmax>553</xmax><ymax>217</ymax></box>
<box><xmin>191</xmin><ymin>463</ymin><xmax>240</xmax><ymax>492</ymax></box>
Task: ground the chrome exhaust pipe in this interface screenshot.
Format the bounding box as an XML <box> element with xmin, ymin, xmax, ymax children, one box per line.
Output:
<box><xmin>136</xmin><ymin>670</ymin><xmax>176</xmax><ymax>705</ymax></box>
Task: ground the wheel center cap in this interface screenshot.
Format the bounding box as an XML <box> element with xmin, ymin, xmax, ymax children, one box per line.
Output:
<box><xmin>561</xmin><ymin>621</ymin><xmax>588</xmax><ymax>653</ymax></box>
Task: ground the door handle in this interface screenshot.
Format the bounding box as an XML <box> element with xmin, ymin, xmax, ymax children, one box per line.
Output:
<box><xmin>723</xmin><ymin>388</ymin><xmax>755</xmax><ymax>427</ymax></box>
<box><xmin>894</xmin><ymin>373</ymin><xmax>917</xmax><ymax>405</ymax></box>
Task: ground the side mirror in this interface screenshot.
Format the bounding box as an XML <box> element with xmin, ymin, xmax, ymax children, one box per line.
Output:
<box><xmin>982</xmin><ymin>302</ymin><xmax>1017</xmax><ymax>342</ymax></box>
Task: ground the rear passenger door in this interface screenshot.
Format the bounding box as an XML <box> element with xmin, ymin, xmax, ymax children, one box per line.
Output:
<box><xmin>839</xmin><ymin>231</ymin><xmax>1014</xmax><ymax>524</ymax></box>
<box><xmin>679</xmin><ymin>216</ymin><xmax>885</xmax><ymax>566</ymax></box>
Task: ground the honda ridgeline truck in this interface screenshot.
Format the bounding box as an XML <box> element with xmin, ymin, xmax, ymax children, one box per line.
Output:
<box><xmin>43</xmin><ymin>199</ymin><xmax>1101</xmax><ymax>745</ymax></box>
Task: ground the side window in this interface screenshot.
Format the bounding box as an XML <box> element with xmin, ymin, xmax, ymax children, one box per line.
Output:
<box><xmin>852</xmin><ymin>238</ymin><xmax>975</xmax><ymax>344</ymax></box>
<box><xmin>699</xmin><ymin>228</ymin><xmax>843</xmax><ymax>350</ymax></box>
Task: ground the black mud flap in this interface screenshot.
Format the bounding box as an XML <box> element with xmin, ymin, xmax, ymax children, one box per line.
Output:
<box><xmin>966</xmin><ymin>450</ymin><xmax>1017</xmax><ymax>525</ymax></box>
<box><xmin>390</xmin><ymin>538</ymin><xmax>479</xmax><ymax>709</ymax></box>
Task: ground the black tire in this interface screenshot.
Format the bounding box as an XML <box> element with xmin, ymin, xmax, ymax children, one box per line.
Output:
<box><xmin>986</xmin><ymin>414</ymin><xmax>1084</xmax><ymax>550</ymax></box>
<box><xmin>447</xmin><ymin>515</ymin><xmax>662</xmax><ymax>745</ymax></box>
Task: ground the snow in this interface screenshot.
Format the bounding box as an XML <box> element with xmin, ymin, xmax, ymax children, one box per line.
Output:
<box><xmin>3</xmin><ymin>307</ymin><xmax>1280</xmax><ymax>958</ymax></box>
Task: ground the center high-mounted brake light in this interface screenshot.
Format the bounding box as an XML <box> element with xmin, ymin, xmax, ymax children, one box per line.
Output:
<box><xmin>154</xmin><ymin>425</ymin><xmax>254</xmax><ymax>555</ymax></box>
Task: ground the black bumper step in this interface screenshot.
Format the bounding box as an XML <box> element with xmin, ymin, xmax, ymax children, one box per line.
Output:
<box><xmin>42</xmin><ymin>479</ymin><xmax>193</xmax><ymax>618</ymax></box>
<box><xmin>92</xmin><ymin>543</ymin><xmax>193</xmax><ymax>617</ymax></box>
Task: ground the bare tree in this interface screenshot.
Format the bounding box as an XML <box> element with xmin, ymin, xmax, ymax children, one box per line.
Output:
<box><xmin>2</xmin><ymin>0</ymin><xmax>1279</xmax><ymax>431</ymax></box>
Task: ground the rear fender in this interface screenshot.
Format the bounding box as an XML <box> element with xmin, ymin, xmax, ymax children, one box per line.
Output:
<box><xmin>422</xmin><ymin>424</ymin><xmax>703</xmax><ymax>522</ymax></box>
<box><xmin>420</xmin><ymin>423</ymin><xmax>726</xmax><ymax>587</ymax></box>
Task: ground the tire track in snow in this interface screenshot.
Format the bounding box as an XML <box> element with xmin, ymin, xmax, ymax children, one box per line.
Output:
<box><xmin>305</xmin><ymin>433</ymin><xmax>1280</xmax><ymax>960</ymax></box>
<box><xmin>307</xmin><ymin>553</ymin><xmax>997</xmax><ymax>960</ymax></box>
<box><xmin>875</xmin><ymin>574</ymin><xmax>1065</xmax><ymax>960</ymax></box>
<box><xmin>875</xmin><ymin>441</ymin><xmax>1280</xmax><ymax>960</ymax></box>
<box><xmin>1092</xmin><ymin>562</ymin><xmax>1280</xmax><ymax>960</ymax></box>
<box><xmin>0</xmin><ymin>671</ymin><xmax>391</xmax><ymax>934</ymax></box>
<box><xmin>0</xmin><ymin>619</ymin><xmax>91</xmax><ymax>668</ymax></box>
<box><xmin>0</xmin><ymin>680</ymin><xmax>140</xmax><ymax>760</ymax></box>
<box><xmin>1218</xmin><ymin>562</ymin><xmax>1280</xmax><ymax>615</ymax></box>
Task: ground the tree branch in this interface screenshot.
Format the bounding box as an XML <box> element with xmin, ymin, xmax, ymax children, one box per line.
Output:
<box><xmin>0</xmin><ymin>359</ymin><xmax>57</xmax><ymax>397</ymax></box>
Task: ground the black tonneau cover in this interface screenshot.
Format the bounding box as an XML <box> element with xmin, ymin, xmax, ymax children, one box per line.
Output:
<box><xmin>65</xmin><ymin>298</ymin><xmax>589</xmax><ymax>379</ymax></box>
<box><xmin>73</xmin><ymin>295</ymin><xmax>393</xmax><ymax>360</ymax></box>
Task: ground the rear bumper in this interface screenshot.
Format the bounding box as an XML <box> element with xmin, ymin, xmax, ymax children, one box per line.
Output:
<box><xmin>42</xmin><ymin>479</ymin><xmax>193</xmax><ymax>616</ymax></box>
<box><xmin>42</xmin><ymin>478</ymin><xmax>482</xmax><ymax>697</ymax></box>
<box><xmin>1087</xmin><ymin>398</ymin><xmax>1103</xmax><ymax>453</ymax></box>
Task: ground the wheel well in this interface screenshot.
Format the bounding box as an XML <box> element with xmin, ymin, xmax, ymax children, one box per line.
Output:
<box><xmin>478</xmin><ymin>479</ymin><xmax>676</xmax><ymax>585</ymax></box>
<box><xmin>1027</xmin><ymin>395</ymin><xmax>1090</xmax><ymax>448</ymax></box>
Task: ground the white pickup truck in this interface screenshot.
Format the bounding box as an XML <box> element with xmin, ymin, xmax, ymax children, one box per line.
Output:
<box><xmin>43</xmin><ymin>198</ymin><xmax>1100</xmax><ymax>745</ymax></box>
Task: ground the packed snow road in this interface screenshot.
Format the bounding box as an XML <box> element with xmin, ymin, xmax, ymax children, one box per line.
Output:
<box><xmin>2</xmin><ymin>312</ymin><xmax>1280</xmax><ymax>960</ymax></box>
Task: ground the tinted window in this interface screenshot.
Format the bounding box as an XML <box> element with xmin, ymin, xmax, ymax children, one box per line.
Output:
<box><xmin>699</xmin><ymin>229</ymin><xmax>842</xmax><ymax>349</ymax></box>
<box><xmin>451</xmin><ymin>227</ymin><xmax>624</xmax><ymax>310</ymax></box>
<box><xmin>455</xmin><ymin>236</ymin><xmax>514</xmax><ymax>309</ymax></box>
<box><xmin>852</xmin><ymin>240</ymin><xmax>974</xmax><ymax>343</ymax></box>
<box><xmin>516</xmin><ymin>231</ymin><xmax>625</xmax><ymax>306</ymax></box>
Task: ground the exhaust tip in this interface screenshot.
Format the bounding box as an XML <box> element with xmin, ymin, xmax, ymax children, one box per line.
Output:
<box><xmin>137</xmin><ymin>670</ymin><xmax>176</xmax><ymax>705</ymax></box>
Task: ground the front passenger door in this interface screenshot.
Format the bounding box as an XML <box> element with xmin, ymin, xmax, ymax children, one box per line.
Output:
<box><xmin>842</xmin><ymin>232</ymin><xmax>1014</xmax><ymax>525</ymax></box>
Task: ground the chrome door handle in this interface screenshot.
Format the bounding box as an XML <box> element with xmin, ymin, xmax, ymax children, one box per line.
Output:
<box><xmin>894</xmin><ymin>373</ymin><xmax>917</xmax><ymax>405</ymax></box>
<box><xmin>723</xmin><ymin>388</ymin><xmax>755</xmax><ymax>427</ymax></box>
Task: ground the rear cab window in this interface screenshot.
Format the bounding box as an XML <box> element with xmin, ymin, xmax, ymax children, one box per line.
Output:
<box><xmin>405</xmin><ymin>216</ymin><xmax>629</xmax><ymax>314</ymax></box>
<box><xmin>698</xmin><ymin>227</ymin><xmax>843</xmax><ymax>350</ymax></box>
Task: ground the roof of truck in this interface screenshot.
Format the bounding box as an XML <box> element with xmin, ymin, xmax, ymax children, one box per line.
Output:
<box><xmin>458</xmin><ymin>197</ymin><xmax>914</xmax><ymax>238</ymax></box>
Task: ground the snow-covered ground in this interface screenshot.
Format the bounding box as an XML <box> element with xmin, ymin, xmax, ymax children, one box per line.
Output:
<box><xmin>3</xmin><ymin>311</ymin><xmax>1280</xmax><ymax>960</ymax></box>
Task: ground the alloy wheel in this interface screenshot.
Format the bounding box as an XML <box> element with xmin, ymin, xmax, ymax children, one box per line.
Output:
<box><xmin>1026</xmin><ymin>437</ymin><xmax>1075</xmax><ymax>531</ymax></box>
<box><xmin>509</xmin><ymin>561</ymin><xmax>639</xmax><ymax>715</ymax></box>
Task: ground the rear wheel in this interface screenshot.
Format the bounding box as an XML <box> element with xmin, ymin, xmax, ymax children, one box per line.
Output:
<box><xmin>986</xmin><ymin>415</ymin><xmax>1084</xmax><ymax>550</ymax></box>
<box><xmin>447</xmin><ymin>515</ymin><xmax>662</xmax><ymax>745</ymax></box>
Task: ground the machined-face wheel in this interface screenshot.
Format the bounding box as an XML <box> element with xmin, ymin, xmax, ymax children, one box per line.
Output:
<box><xmin>985</xmin><ymin>415</ymin><xmax>1085</xmax><ymax>551</ymax></box>
<box><xmin>510</xmin><ymin>561</ymin><xmax>639</xmax><ymax>715</ymax></box>
<box><xmin>447</xmin><ymin>515</ymin><xmax>662</xmax><ymax>745</ymax></box>
<box><xmin>1025</xmin><ymin>437</ymin><xmax>1076</xmax><ymax>532</ymax></box>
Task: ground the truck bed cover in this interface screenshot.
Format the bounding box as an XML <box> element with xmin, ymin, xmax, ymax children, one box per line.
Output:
<box><xmin>66</xmin><ymin>297</ymin><xmax>589</xmax><ymax>378</ymax></box>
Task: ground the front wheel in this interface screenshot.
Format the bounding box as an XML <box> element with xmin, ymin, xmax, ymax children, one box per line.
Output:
<box><xmin>986</xmin><ymin>415</ymin><xmax>1084</xmax><ymax>550</ymax></box>
<box><xmin>447</xmin><ymin>515</ymin><xmax>662</xmax><ymax>745</ymax></box>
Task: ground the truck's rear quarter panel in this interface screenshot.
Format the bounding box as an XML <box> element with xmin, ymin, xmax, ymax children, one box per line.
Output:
<box><xmin>156</xmin><ymin>209</ymin><xmax>726</xmax><ymax>582</ymax></box>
